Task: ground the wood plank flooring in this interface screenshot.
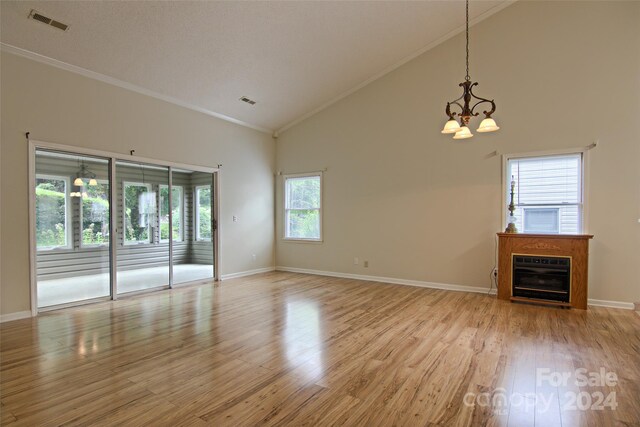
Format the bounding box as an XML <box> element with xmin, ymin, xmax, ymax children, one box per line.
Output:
<box><xmin>1</xmin><ymin>272</ymin><xmax>639</xmax><ymax>426</ymax></box>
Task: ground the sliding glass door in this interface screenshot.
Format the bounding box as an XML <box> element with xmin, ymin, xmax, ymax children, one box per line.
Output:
<box><xmin>172</xmin><ymin>169</ymin><xmax>215</xmax><ymax>285</ymax></box>
<box><xmin>32</xmin><ymin>143</ymin><xmax>218</xmax><ymax>311</ymax></box>
<box><xmin>35</xmin><ymin>149</ymin><xmax>111</xmax><ymax>308</ymax></box>
<box><xmin>116</xmin><ymin>161</ymin><xmax>170</xmax><ymax>294</ymax></box>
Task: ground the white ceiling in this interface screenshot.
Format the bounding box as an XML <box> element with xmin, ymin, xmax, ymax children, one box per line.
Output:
<box><xmin>1</xmin><ymin>1</ymin><xmax>510</xmax><ymax>134</ymax></box>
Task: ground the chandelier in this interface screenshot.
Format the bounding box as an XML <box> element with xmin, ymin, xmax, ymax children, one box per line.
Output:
<box><xmin>70</xmin><ymin>159</ymin><xmax>98</xmax><ymax>198</ymax></box>
<box><xmin>441</xmin><ymin>0</ymin><xmax>499</xmax><ymax>139</ymax></box>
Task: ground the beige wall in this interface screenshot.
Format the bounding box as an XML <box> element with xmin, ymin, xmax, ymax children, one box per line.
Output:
<box><xmin>1</xmin><ymin>52</ymin><xmax>275</xmax><ymax>316</ymax></box>
<box><xmin>276</xmin><ymin>1</ymin><xmax>640</xmax><ymax>303</ymax></box>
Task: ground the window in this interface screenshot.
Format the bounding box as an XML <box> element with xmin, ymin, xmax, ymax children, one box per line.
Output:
<box><xmin>81</xmin><ymin>180</ymin><xmax>110</xmax><ymax>247</ymax></box>
<box><xmin>523</xmin><ymin>208</ymin><xmax>559</xmax><ymax>234</ymax></box>
<box><xmin>160</xmin><ymin>185</ymin><xmax>183</xmax><ymax>242</ymax></box>
<box><xmin>123</xmin><ymin>182</ymin><xmax>154</xmax><ymax>244</ymax></box>
<box><xmin>506</xmin><ymin>153</ymin><xmax>583</xmax><ymax>234</ymax></box>
<box><xmin>35</xmin><ymin>175</ymin><xmax>71</xmax><ymax>250</ymax></box>
<box><xmin>195</xmin><ymin>185</ymin><xmax>211</xmax><ymax>241</ymax></box>
<box><xmin>284</xmin><ymin>173</ymin><xmax>322</xmax><ymax>241</ymax></box>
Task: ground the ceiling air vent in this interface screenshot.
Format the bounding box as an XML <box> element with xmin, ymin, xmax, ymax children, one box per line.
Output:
<box><xmin>28</xmin><ymin>10</ymin><xmax>69</xmax><ymax>31</ymax></box>
<box><xmin>239</xmin><ymin>96</ymin><xmax>256</xmax><ymax>106</ymax></box>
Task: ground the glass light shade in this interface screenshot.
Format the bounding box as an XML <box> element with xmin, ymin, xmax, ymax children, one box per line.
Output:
<box><xmin>441</xmin><ymin>119</ymin><xmax>462</xmax><ymax>134</ymax></box>
<box><xmin>73</xmin><ymin>177</ymin><xmax>84</xmax><ymax>186</ymax></box>
<box><xmin>477</xmin><ymin>117</ymin><xmax>500</xmax><ymax>133</ymax></box>
<box><xmin>89</xmin><ymin>178</ymin><xmax>98</xmax><ymax>186</ymax></box>
<box><xmin>453</xmin><ymin>126</ymin><xmax>473</xmax><ymax>139</ymax></box>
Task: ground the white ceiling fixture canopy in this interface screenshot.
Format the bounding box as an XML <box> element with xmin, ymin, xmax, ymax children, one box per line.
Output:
<box><xmin>1</xmin><ymin>0</ymin><xmax>512</xmax><ymax>133</ymax></box>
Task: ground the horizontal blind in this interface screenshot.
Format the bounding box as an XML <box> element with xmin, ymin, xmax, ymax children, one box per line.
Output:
<box><xmin>508</xmin><ymin>154</ymin><xmax>582</xmax><ymax>206</ymax></box>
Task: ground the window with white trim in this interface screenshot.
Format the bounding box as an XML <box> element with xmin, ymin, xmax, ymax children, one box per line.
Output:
<box><xmin>284</xmin><ymin>173</ymin><xmax>322</xmax><ymax>241</ymax></box>
<box><xmin>506</xmin><ymin>153</ymin><xmax>583</xmax><ymax>234</ymax></box>
<box><xmin>195</xmin><ymin>185</ymin><xmax>212</xmax><ymax>241</ymax></box>
<box><xmin>35</xmin><ymin>175</ymin><xmax>71</xmax><ymax>250</ymax></box>
<box><xmin>160</xmin><ymin>185</ymin><xmax>183</xmax><ymax>242</ymax></box>
<box><xmin>124</xmin><ymin>182</ymin><xmax>153</xmax><ymax>244</ymax></box>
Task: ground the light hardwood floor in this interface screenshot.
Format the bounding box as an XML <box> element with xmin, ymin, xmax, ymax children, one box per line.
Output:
<box><xmin>1</xmin><ymin>272</ymin><xmax>639</xmax><ymax>426</ymax></box>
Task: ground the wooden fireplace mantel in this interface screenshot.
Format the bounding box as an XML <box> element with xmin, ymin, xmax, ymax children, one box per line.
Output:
<box><xmin>497</xmin><ymin>233</ymin><xmax>594</xmax><ymax>309</ymax></box>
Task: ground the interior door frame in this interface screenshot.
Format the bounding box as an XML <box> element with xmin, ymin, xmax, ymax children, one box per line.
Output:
<box><xmin>28</xmin><ymin>138</ymin><xmax>220</xmax><ymax>316</ymax></box>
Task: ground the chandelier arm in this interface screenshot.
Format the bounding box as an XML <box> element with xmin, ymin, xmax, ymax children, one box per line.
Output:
<box><xmin>470</xmin><ymin>99</ymin><xmax>492</xmax><ymax>113</ymax></box>
<box><xmin>445</xmin><ymin>103</ymin><xmax>454</xmax><ymax>119</ymax></box>
<box><xmin>469</xmin><ymin>86</ymin><xmax>496</xmax><ymax>117</ymax></box>
<box><xmin>447</xmin><ymin>101</ymin><xmax>465</xmax><ymax>118</ymax></box>
<box><xmin>450</xmin><ymin>101</ymin><xmax>465</xmax><ymax>110</ymax></box>
<box><xmin>467</xmin><ymin>83</ymin><xmax>484</xmax><ymax>100</ymax></box>
<box><xmin>449</xmin><ymin>92</ymin><xmax>466</xmax><ymax>104</ymax></box>
<box><xmin>484</xmin><ymin>100</ymin><xmax>497</xmax><ymax>117</ymax></box>
<box><xmin>470</xmin><ymin>99</ymin><xmax>496</xmax><ymax>117</ymax></box>
<box><xmin>445</xmin><ymin>103</ymin><xmax>455</xmax><ymax>119</ymax></box>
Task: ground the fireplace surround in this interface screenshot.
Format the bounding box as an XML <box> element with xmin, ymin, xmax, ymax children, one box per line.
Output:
<box><xmin>497</xmin><ymin>233</ymin><xmax>593</xmax><ymax>309</ymax></box>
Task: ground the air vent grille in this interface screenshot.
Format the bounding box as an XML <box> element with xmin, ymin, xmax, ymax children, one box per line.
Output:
<box><xmin>240</xmin><ymin>96</ymin><xmax>256</xmax><ymax>105</ymax></box>
<box><xmin>28</xmin><ymin>10</ymin><xmax>69</xmax><ymax>31</ymax></box>
<box><xmin>31</xmin><ymin>12</ymin><xmax>51</xmax><ymax>25</ymax></box>
<box><xmin>50</xmin><ymin>20</ymin><xmax>69</xmax><ymax>31</ymax></box>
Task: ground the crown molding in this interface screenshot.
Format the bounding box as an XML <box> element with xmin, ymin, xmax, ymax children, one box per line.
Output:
<box><xmin>1</xmin><ymin>43</ymin><xmax>273</xmax><ymax>135</ymax></box>
<box><xmin>276</xmin><ymin>0</ymin><xmax>517</xmax><ymax>135</ymax></box>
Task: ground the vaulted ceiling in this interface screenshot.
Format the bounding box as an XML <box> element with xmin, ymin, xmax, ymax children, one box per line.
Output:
<box><xmin>1</xmin><ymin>1</ymin><xmax>511</xmax><ymax>133</ymax></box>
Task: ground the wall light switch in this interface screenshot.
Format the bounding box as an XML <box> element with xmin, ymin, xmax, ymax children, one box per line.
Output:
<box><xmin>354</xmin><ymin>257</ymin><xmax>359</xmax><ymax>265</ymax></box>
<box><xmin>233</xmin><ymin>215</ymin><xmax>238</xmax><ymax>222</ymax></box>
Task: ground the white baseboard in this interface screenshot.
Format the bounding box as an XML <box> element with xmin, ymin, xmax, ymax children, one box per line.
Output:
<box><xmin>0</xmin><ymin>311</ymin><xmax>33</xmax><ymax>323</ymax></box>
<box><xmin>276</xmin><ymin>266</ymin><xmax>496</xmax><ymax>295</ymax></box>
<box><xmin>275</xmin><ymin>266</ymin><xmax>635</xmax><ymax>309</ymax></box>
<box><xmin>587</xmin><ymin>299</ymin><xmax>635</xmax><ymax>310</ymax></box>
<box><xmin>221</xmin><ymin>267</ymin><xmax>275</xmax><ymax>280</ymax></box>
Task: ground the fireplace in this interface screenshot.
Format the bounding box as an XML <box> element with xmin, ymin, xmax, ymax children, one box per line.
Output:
<box><xmin>512</xmin><ymin>255</ymin><xmax>571</xmax><ymax>303</ymax></box>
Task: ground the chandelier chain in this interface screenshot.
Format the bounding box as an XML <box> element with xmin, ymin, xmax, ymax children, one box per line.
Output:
<box><xmin>465</xmin><ymin>0</ymin><xmax>470</xmax><ymax>81</ymax></box>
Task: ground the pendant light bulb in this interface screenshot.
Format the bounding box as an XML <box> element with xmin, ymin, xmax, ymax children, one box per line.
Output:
<box><xmin>477</xmin><ymin>117</ymin><xmax>500</xmax><ymax>133</ymax></box>
<box><xmin>453</xmin><ymin>126</ymin><xmax>473</xmax><ymax>140</ymax></box>
<box><xmin>441</xmin><ymin>119</ymin><xmax>462</xmax><ymax>134</ymax></box>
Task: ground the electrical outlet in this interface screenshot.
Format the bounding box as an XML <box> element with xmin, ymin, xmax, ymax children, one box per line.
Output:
<box><xmin>354</xmin><ymin>257</ymin><xmax>359</xmax><ymax>265</ymax></box>
<box><xmin>252</xmin><ymin>254</ymin><xmax>257</xmax><ymax>261</ymax></box>
<box><xmin>493</xmin><ymin>268</ymin><xmax>498</xmax><ymax>279</ymax></box>
<box><xmin>364</xmin><ymin>260</ymin><xmax>369</xmax><ymax>268</ymax></box>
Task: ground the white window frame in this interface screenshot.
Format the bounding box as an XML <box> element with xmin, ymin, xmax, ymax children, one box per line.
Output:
<box><xmin>502</xmin><ymin>148</ymin><xmax>588</xmax><ymax>234</ymax></box>
<box><xmin>160</xmin><ymin>184</ymin><xmax>184</xmax><ymax>242</ymax></box>
<box><xmin>35</xmin><ymin>174</ymin><xmax>72</xmax><ymax>251</ymax></box>
<box><xmin>123</xmin><ymin>181</ymin><xmax>153</xmax><ymax>245</ymax></box>
<box><xmin>79</xmin><ymin>179</ymin><xmax>110</xmax><ymax>248</ymax></box>
<box><xmin>283</xmin><ymin>172</ymin><xmax>323</xmax><ymax>242</ymax></box>
<box><xmin>195</xmin><ymin>185</ymin><xmax>212</xmax><ymax>242</ymax></box>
